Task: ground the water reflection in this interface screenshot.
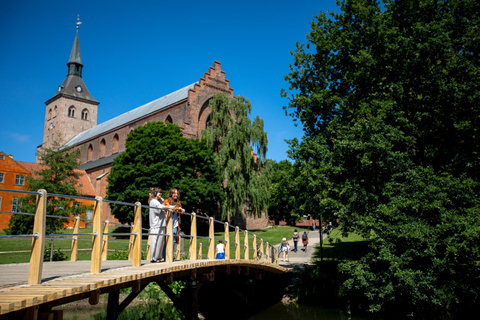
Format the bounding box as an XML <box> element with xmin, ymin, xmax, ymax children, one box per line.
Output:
<box><xmin>248</xmin><ymin>302</ymin><xmax>371</xmax><ymax>320</ymax></box>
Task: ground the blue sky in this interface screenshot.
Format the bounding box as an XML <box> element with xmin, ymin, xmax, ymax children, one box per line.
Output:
<box><xmin>0</xmin><ymin>0</ymin><xmax>340</xmax><ymax>163</ymax></box>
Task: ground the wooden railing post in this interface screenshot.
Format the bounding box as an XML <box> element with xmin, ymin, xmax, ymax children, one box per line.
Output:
<box><xmin>132</xmin><ymin>202</ymin><xmax>142</xmax><ymax>267</ymax></box>
<box><xmin>253</xmin><ymin>235</ymin><xmax>257</xmax><ymax>260</ymax></box>
<box><xmin>259</xmin><ymin>239</ymin><xmax>264</xmax><ymax>261</ymax></box>
<box><xmin>146</xmin><ymin>231</ymin><xmax>151</xmax><ymax>261</ymax></box>
<box><xmin>235</xmin><ymin>226</ymin><xmax>240</xmax><ymax>259</ymax></box>
<box><xmin>90</xmin><ymin>197</ymin><xmax>103</xmax><ymax>274</ymax></box>
<box><xmin>265</xmin><ymin>242</ymin><xmax>270</xmax><ymax>261</ymax></box>
<box><xmin>207</xmin><ymin>217</ymin><xmax>214</xmax><ymax>260</ymax></box>
<box><xmin>128</xmin><ymin>223</ymin><xmax>134</xmax><ymax>260</ymax></box>
<box><xmin>28</xmin><ymin>189</ymin><xmax>47</xmax><ymax>285</ymax></box>
<box><xmin>165</xmin><ymin>210</ymin><xmax>173</xmax><ymax>262</ymax></box>
<box><xmin>244</xmin><ymin>230</ymin><xmax>249</xmax><ymax>260</ymax></box>
<box><xmin>198</xmin><ymin>243</ymin><xmax>203</xmax><ymax>260</ymax></box>
<box><xmin>270</xmin><ymin>246</ymin><xmax>276</xmax><ymax>264</ymax></box>
<box><xmin>189</xmin><ymin>212</ymin><xmax>197</xmax><ymax>261</ymax></box>
<box><xmin>224</xmin><ymin>223</ymin><xmax>230</xmax><ymax>260</ymax></box>
<box><xmin>70</xmin><ymin>216</ymin><xmax>80</xmax><ymax>262</ymax></box>
<box><xmin>101</xmin><ymin>221</ymin><xmax>109</xmax><ymax>261</ymax></box>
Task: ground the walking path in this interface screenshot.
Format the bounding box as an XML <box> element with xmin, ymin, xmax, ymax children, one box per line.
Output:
<box><xmin>276</xmin><ymin>229</ymin><xmax>324</xmax><ymax>270</ymax></box>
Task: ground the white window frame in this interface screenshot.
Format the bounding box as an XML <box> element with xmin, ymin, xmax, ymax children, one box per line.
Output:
<box><xmin>15</xmin><ymin>174</ymin><xmax>25</xmax><ymax>186</ymax></box>
<box><xmin>12</xmin><ymin>198</ymin><xmax>20</xmax><ymax>213</ymax></box>
<box><xmin>0</xmin><ymin>155</ymin><xmax>4</xmax><ymax>160</ymax></box>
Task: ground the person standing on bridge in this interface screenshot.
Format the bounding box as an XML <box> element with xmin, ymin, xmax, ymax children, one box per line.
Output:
<box><xmin>164</xmin><ymin>188</ymin><xmax>185</xmax><ymax>259</ymax></box>
<box><xmin>149</xmin><ymin>187</ymin><xmax>166</xmax><ymax>263</ymax></box>
<box><xmin>216</xmin><ymin>240</ymin><xmax>225</xmax><ymax>259</ymax></box>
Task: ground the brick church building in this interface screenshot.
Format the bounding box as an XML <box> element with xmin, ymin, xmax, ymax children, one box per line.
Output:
<box><xmin>37</xmin><ymin>29</ymin><xmax>268</xmax><ymax>230</ymax></box>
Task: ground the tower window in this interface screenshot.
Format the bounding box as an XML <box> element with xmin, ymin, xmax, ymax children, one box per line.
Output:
<box><xmin>165</xmin><ymin>115</ymin><xmax>173</xmax><ymax>124</ymax></box>
<box><xmin>68</xmin><ymin>106</ymin><xmax>76</xmax><ymax>118</ymax></box>
<box><xmin>48</xmin><ymin>109</ymin><xmax>52</xmax><ymax>120</ymax></box>
<box><xmin>54</xmin><ymin>106</ymin><xmax>58</xmax><ymax>118</ymax></box>
<box><xmin>0</xmin><ymin>172</ymin><xmax>4</xmax><ymax>183</ymax></box>
<box><xmin>81</xmin><ymin>109</ymin><xmax>89</xmax><ymax>120</ymax></box>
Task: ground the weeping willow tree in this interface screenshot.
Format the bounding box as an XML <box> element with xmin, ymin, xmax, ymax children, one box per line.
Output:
<box><xmin>202</xmin><ymin>93</ymin><xmax>269</xmax><ymax>219</ymax></box>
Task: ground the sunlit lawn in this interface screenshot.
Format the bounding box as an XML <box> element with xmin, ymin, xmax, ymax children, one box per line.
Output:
<box><xmin>0</xmin><ymin>226</ymin><xmax>145</xmax><ymax>264</ymax></box>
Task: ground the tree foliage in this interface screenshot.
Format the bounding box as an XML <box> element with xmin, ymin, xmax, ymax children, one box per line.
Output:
<box><xmin>107</xmin><ymin>122</ymin><xmax>221</xmax><ymax>223</ymax></box>
<box><xmin>283</xmin><ymin>0</ymin><xmax>480</xmax><ymax>316</ymax></box>
<box><xmin>266</xmin><ymin>160</ymin><xmax>301</xmax><ymax>224</ymax></box>
<box><xmin>202</xmin><ymin>93</ymin><xmax>269</xmax><ymax>218</ymax></box>
<box><xmin>7</xmin><ymin>139</ymin><xmax>89</xmax><ymax>235</ymax></box>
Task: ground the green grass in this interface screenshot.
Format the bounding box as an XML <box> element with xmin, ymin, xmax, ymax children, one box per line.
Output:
<box><xmin>0</xmin><ymin>225</ymin><xmax>308</xmax><ymax>264</ymax></box>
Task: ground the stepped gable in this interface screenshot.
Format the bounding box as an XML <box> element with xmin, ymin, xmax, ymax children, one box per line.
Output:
<box><xmin>185</xmin><ymin>61</ymin><xmax>235</xmax><ymax>138</ymax></box>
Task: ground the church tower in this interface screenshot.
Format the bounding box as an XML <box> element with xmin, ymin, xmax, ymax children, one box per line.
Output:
<box><xmin>38</xmin><ymin>24</ymin><xmax>99</xmax><ymax>160</ymax></box>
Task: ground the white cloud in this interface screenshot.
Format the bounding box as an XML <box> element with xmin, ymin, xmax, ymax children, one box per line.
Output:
<box><xmin>6</xmin><ymin>132</ymin><xmax>29</xmax><ymax>142</ymax></box>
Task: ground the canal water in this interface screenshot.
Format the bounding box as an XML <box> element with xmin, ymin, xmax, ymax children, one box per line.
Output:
<box><xmin>248</xmin><ymin>302</ymin><xmax>371</xmax><ymax>320</ymax></box>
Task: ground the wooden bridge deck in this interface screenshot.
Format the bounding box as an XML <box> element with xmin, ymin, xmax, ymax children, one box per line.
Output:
<box><xmin>0</xmin><ymin>259</ymin><xmax>289</xmax><ymax>317</ymax></box>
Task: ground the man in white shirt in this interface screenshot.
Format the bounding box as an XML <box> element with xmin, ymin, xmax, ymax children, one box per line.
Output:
<box><xmin>149</xmin><ymin>188</ymin><xmax>166</xmax><ymax>262</ymax></box>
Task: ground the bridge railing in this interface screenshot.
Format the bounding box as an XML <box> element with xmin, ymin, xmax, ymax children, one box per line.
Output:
<box><xmin>0</xmin><ymin>188</ymin><xmax>279</xmax><ymax>285</ymax></box>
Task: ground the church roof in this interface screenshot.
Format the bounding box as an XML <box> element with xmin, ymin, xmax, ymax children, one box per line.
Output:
<box><xmin>63</xmin><ymin>83</ymin><xmax>195</xmax><ymax>147</ymax></box>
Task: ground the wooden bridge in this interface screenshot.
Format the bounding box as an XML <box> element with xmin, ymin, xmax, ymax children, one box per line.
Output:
<box><xmin>0</xmin><ymin>189</ymin><xmax>289</xmax><ymax>320</ymax></box>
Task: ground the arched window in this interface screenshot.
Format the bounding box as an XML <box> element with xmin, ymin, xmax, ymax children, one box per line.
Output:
<box><xmin>48</xmin><ymin>109</ymin><xmax>52</xmax><ymax>120</ymax></box>
<box><xmin>99</xmin><ymin>139</ymin><xmax>106</xmax><ymax>158</ymax></box>
<box><xmin>81</xmin><ymin>109</ymin><xmax>89</xmax><ymax>120</ymax></box>
<box><xmin>112</xmin><ymin>134</ymin><xmax>119</xmax><ymax>154</ymax></box>
<box><xmin>205</xmin><ymin>113</ymin><xmax>212</xmax><ymax>129</ymax></box>
<box><xmin>54</xmin><ymin>106</ymin><xmax>57</xmax><ymax>117</ymax></box>
<box><xmin>165</xmin><ymin>115</ymin><xmax>173</xmax><ymax>124</ymax></box>
<box><xmin>68</xmin><ymin>106</ymin><xmax>76</xmax><ymax>118</ymax></box>
<box><xmin>87</xmin><ymin>144</ymin><xmax>93</xmax><ymax>162</ymax></box>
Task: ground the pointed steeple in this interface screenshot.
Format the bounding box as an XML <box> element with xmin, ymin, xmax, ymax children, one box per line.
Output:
<box><xmin>46</xmin><ymin>19</ymin><xmax>98</xmax><ymax>105</ymax></box>
<box><xmin>67</xmin><ymin>30</ymin><xmax>83</xmax><ymax>77</ymax></box>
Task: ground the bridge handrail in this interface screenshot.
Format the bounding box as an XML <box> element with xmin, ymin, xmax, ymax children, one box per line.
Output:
<box><xmin>0</xmin><ymin>187</ymin><xmax>279</xmax><ymax>284</ymax></box>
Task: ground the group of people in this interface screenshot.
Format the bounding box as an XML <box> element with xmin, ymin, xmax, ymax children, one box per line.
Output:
<box><xmin>280</xmin><ymin>229</ymin><xmax>309</xmax><ymax>261</ymax></box>
<box><xmin>148</xmin><ymin>187</ymin><xmax>185</xmax><ymax>263</ymax></box>
<box><xmin>149</xmin><ymin>187</ymin><xmax>311</xmax><ymax>263</ymax></box>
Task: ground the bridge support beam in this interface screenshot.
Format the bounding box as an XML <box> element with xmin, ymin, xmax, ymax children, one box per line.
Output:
<box><xmin>106</xmin><ymin>290</ymin><xmax>119</xmax><ymax>320</ymax></box>
<box><xmin>185</xmin><ymin>280</ymin><xmax>199</xmax><ymax>320</ymax></box>
<box><xmin>106</xmin><ymin>283</ymin><xmax>148</xmax><ymax>320</ymax></box>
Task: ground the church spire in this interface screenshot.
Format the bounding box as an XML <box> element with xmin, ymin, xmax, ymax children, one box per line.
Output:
<box><xmin>67</xmin><ymin>16</ymin><xmax>83</xmax><ymax>77</ymax></box>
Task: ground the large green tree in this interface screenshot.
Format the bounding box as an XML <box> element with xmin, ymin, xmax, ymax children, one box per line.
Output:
<box><xmin>202</xmin><ymin>93</ymin><xmax>269</xmax><ymax>219</ymax></box>
<box><xmin>283</xmin><ymin>0</ymin><xmax>480</xmax><ymax>317</ymax></box>
<box><xmin>266</xmin><ymin>160</ymin><xmax>301</xmax><ymax>225</ymax></box>
<box><xmin>7</xmin><ymin>139</ymin><xmax>89</xmax><ymax>235</ymax></box>
<box><xmin>107</xmin><ymin>122</ymin><xmax>221</xmax><ymax>223</ymax></box>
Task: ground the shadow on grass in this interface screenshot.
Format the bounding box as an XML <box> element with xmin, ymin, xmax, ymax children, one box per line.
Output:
<box><xmin>312</xmin><ymin>240</ymin><xmax>371</xmax><ymax>261</ymax></box>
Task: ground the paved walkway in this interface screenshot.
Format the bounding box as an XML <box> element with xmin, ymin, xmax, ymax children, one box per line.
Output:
<box><xmin>276</xmin><ymin>229</ymin><xmax>324</xmax><ymax>270</ymax></box>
